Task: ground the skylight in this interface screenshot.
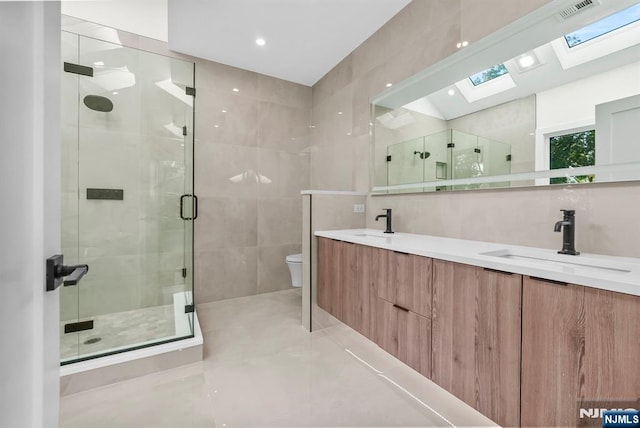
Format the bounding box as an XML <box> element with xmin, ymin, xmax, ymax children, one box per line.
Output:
<box><xmin>564</xmin><ymin>3</ymin><xmax>640</xmax><ymax>48</ymax></box>
<box><xmin>469</xmin><ymin>64</ymin><xmax>509</xmax><ymax>86</ymax></box>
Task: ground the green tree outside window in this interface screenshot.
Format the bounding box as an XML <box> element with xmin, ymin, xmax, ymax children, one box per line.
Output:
<box><xmin>549</xmin><ymin>130</ymin><xmax>595</xmax><ymax>184</ymax></box>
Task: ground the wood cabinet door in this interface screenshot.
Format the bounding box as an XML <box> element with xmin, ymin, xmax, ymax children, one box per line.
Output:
<box><xmin>432</xmin><ymin>260</ymin><xmax>522</xmax><ymax>427</ymax></box>
<box><xmin>387</xmin><ymin>251</ymin><xmax>432</xmax><ymax>318</ymax></box>
<box><xmin>376</xmin><ymin>298</ymin><xmax>399</xmax><ymax>357</ymax></box>
<box><xmin>340</xmin><ymin>241</ymin><xmax>358</xmax><ymax>328</ymax></box>
<box><xmin>358</xmin><ymin>245</ymin><xmax>387</xmax><ymax>341</ymax></box>
<box><xmin>522</xmin><ymin>277</ymin><xmax>640</xmax><ymax>427</ymax></box>
<box><xmin>376</xmin><ymin>297</ymin><xmax>431</xmax><ymax>378</ymax></box>
<box><xmin>317</xmin><ymin>238</ymin><xmax>343</xmax><ymax>319</ymax></box>
<box><xmin>398</xmin><ymin>309</ymin><xmax>431</xmax><ymax>378</ymax></box>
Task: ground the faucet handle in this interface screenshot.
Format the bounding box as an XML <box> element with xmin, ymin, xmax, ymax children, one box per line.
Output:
<box><xmin>560</xmin><ymin>209</ymin><xmax>575</xmax><ymax>216</ymax></box>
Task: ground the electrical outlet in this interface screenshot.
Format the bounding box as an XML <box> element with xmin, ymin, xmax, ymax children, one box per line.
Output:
<box><xmin>353</xmin><ymin>204</ymin><xmax>365</xmax><ymax>213</ymax></box>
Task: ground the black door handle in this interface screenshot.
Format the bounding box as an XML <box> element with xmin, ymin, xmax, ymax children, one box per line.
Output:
<box><xmin>180</xmin><ymin>194</ymin><xmax>198</xmax><ymax>220</ymax></box>
<box><xmin>46</xmin><ymin>254</ymin><xmax>89</xmax><ymax>291</ymax></box>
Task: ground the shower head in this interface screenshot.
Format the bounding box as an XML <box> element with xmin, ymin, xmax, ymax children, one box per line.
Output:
<box><xmin>83</xmin><ymin>95</ymin><xmax>113</xmax><ymax>112</ymax></box>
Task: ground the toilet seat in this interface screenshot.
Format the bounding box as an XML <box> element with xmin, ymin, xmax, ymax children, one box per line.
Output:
<box><xmin>286</xmin><ymin>253</ymin><xmax>302</xmax><ymax>263</ymax></box>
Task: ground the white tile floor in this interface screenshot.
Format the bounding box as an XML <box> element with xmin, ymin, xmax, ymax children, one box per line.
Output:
<box><xmin>60</xmin><ymin>289</ymin><xmax>498</xmax><ymax>427</ymax></box>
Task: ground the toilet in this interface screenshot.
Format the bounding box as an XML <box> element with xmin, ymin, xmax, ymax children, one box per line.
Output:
<box><xmin>286</xmin><ymin>253</ymin><xmax>303</xmax><ymax>288</ymax></box>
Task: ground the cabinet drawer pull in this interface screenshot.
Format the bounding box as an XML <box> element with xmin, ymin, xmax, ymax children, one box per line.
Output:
<box><xmin>393</xmin><ymin>304</ymin><xmax>410</xmax><ymax>312</ymax></box>
<box><xmin>529</xmin><ymin>276</ymin><xmax>568</xmax><ymax>286</ymax></box>
<box><xmin>393</xmin><ymin>251</ymin><xmax>409</xmax><ymax>256</ymax></box>
<box><xmin>483</xmin><ymin>267</ymin><xmax>513</xmax><ymax>275</ymax></box>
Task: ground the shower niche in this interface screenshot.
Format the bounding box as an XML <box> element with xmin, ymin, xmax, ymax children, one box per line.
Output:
<box><xmin>60</xmin><ymin>31</ymin><xmax>196</xmax><ymax>363</ymax></box>
<box><xmin>386</xmin><ymin>129</ymin><xmax>512</xmax><ymax>192</ymax></box>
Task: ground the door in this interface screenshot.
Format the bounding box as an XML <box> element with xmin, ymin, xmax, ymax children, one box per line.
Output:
<box><xmin>0</xmin><ymin>3</ymin><xmax>61</xmax><ymax>427</ymax></box>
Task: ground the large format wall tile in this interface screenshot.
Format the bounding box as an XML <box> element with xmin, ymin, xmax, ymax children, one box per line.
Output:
<box><xmin>191</xmin><ymin>57</ymin><xmax>311</xmax><ymax>304</ymax></box>
<box><xmin>258</xmin><ymin>101</ymin><xmax>311</xmax><ymax>153</ymax></box>
<box><xmin>257</xmin><ymin>149</ymin><xmax>310</xmax><ymax>199</ymax></box>
<box><xmin>194</xmin><ymin>197</ymin><xmax>257</xmax><ymax>252</ymax></box>
<box><xmin>195</xmin><ymin>247</ymin><xmax>258</xmax><ymax>302</ymax></box>
<box><xmin>195</xmin><ymin>89</ymin><xmax>260</xmax><ymax>147</ymax></box>
<box><xmin>195</xmin><ymin>142</ymin><xmax>258</xmax><ymax>198</ymax></box>
<box><xmin>197</xmin><ymin>60</ymin><xmax>260</xmax><ymax>98</ymax></box>
<box><xmin>257</xmin><ymin>198</ymin><xmax>302</xmax><ymax>247</ymax></box>
<box><xmin>258</xmin><ymin>74</ymin><xmax>311</xmax><ymax>110</ymax></box>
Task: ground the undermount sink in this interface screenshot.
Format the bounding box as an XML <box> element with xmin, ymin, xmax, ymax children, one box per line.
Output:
<box><xmin>353</xmin><ymin>232</ymin><xmax>388</xmax><ymax>239</ymax></box>
<box><xmin>481</xmin><ymin>249</ymin><xmax>632</xmax><ymax>274</ymax></box>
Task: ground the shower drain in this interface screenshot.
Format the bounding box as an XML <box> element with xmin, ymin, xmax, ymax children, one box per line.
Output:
<box><xmin>84</xmin><ymin>337</ymin><xmax>102</xmax><ymax>345</ymax></box>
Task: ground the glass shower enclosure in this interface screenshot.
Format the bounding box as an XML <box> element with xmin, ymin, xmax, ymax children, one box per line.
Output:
<box><xmin>60</xmin><ymin>32</ymin><xmax>196</xmax><ymax>363</ymax></box>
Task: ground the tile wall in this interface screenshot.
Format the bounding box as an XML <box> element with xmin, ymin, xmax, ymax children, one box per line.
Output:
<box><xmin>194</xmin><ymin>63</ymin><xmax>311</xmax><ymax>302</ymax></box>
<box><xmin>310</xmin><ymin>0</ymin><xmax>640</xmax><ymax>258</ymax></box>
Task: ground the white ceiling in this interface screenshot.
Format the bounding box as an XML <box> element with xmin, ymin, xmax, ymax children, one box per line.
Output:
<box><xmin>167</xmin><ymin>0</ymin><xmax>412</xmax><ymax>86</ymax></box>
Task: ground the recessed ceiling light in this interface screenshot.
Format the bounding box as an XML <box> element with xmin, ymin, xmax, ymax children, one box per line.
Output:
<box><xmin>447</xmin><ymin>89</ymin><xmax>455</xmax><ymax>96</ymax></box>
<box><xmin>221</xmin><ymin>109</ymin><xmax>227</xmax><ymax>113</ymax></box>
<box><xmin>256</xmin><ymin>38</ymin><xmax>266</xmax><ymax>46</ymax></box>
<box><xmin>112</xmin><ymin>91</ymin><xmax>118</xmax><ymax>95</ymax></box>
<box><xmin>519</xmin><ymin>55</ymin><xmax>535</xmax><ymax>68</ymax></box>
<box><xmin>386</xmin><ymin>83</ymin><xmax>393</xmax><ymax>88</ymax></box>
<box><xmin>214</xmin><ymin>125</ymin><xmax>220</xmax><ymax>128</ymax></box>
<box><xmin>337</xmin><ymin>111</ymin><xmax>343</xmax><ymax>115</ymax></box>
<box><xmin>232</xmin><ymin>88</ymin><xmax>239</xmax><ymax>92</ymax></box>
<box><xmin>515</xmin><ymin>51</ymin><xmax>541</xmax><ymax>72</ymax></box>
<box><xmin>456</xmin><ymin>41</ymin><xmax>469</xmax><ymax>49</ymax></box>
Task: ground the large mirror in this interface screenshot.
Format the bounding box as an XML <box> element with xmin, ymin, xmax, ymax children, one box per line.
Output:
<box><xmin>371</xmin><ymin>0</ymin><xmax>640</xmax><ymax>193</ymax></box>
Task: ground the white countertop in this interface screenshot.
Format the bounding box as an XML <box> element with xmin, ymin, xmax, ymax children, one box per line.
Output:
<box><xmin>315</xmin><ymin>229</ymin><xmax>640</xmax><ymax>297</ymax></box>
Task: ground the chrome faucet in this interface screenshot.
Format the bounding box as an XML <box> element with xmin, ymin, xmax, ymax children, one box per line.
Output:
<box><xmin>554</xmin><ymin>209</ymin><xmax>579</xmax><ymax>255</ymax></box>
<box><xmin>375</xmin><ymin>208</ymin><xmax>394</xmax><ymax>234</ymax></box>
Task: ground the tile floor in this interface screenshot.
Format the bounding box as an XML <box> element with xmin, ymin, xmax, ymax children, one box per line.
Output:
<box><xmin>60</xmin><ymin>289</ymin><xmax>497</xmax><ymax>427</ymax></box>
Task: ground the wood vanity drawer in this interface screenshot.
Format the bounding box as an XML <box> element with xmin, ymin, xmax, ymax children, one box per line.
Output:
<box><xmin>380</xmin><ymin>251</ymin><xmax>432</xmax><ymax>318</ymax></box>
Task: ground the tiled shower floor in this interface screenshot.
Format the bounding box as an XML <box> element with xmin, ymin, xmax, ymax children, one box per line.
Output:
<box><xmin>60</xmin><ymin>289</ymin><xmax>497</xmax><ymax>427</ymax></box>
<box><xmin>60</xmin><ymin>305</ymin><xmax>176</xmax><ymax>360</ymax></box>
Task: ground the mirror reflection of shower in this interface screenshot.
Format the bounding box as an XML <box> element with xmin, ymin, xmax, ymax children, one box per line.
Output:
<box><xmin>386</xmin><ymin>129</ymin><xmax>511</xmax><ymax>191</ymax></box>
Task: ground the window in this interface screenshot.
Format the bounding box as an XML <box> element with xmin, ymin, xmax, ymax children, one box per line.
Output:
<box><xmin>564</xmin><ymin>3</ymin><xmax>640</xmax><ymax>48</ymax></box>
<box><xmin>468</xmin><ymin>64</ymin><xmax>508</xmax><ymax>86</ymax></box>
<box><xmin>549</xmin><ymin>130</ymin><xmax>595</xmax><ymax>184</ymax></box>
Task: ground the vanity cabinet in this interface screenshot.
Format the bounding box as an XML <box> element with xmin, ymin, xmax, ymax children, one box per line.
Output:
<box><xmin>377</xmin><ymin>251</ymin><xmax>432</xmax><ymax>378</ymax></box>
<box><xmin>317</xmin><ymin>233</ymin><xmax>640</xmax><ymax>427</ymax></box>
<box><xmin>317</xmin><ymin>238</ymin><xmax>384</xmax><ymax>340</ymax></box>
<box><xmin>431</xmin><ymin>260</ymin><xmax>522</xmax><ymax>428</ymax></box>
<box><xmin>521</xmin><ymin>276</ymin><xmax>640</xmax><ymax>427</ymax></box>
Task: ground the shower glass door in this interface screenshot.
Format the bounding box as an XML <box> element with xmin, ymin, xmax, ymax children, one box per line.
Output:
<box><xmin>60</xmin><ymin>32</ymin><xmax>195</xmax><ymax>363</ymax></box>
